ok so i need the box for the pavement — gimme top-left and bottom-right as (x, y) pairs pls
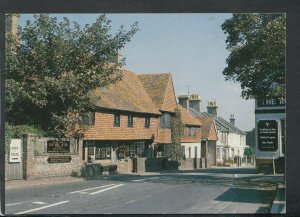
(5, 170), (286, 214)
(271, 183), (286, 214)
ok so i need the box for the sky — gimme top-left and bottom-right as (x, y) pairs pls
(19, 13), (255, 131)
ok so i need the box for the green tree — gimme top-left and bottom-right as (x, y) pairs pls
(170, 108), (184, 161)
(6, 14), (139, 138)
(221, 14), (285, 100)
(244, 147), (254, 157)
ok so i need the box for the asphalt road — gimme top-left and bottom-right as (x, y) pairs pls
(5, 167), (280, 214)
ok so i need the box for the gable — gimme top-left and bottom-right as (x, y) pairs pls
(161, 75), (178, 112)
(208, 122), (218, 141)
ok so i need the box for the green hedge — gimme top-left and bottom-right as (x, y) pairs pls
(5, 123), (47, 153)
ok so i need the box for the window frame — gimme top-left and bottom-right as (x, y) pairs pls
(145, 116), (150, 128)
(114, 113), (120, 127)
(128, 114), (134, 128)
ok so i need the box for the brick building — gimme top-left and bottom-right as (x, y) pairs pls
(178, 105), (202, 160)
(138, 73), (178, 158)
(178, 94), (218, 167)
(83, 70), (178, 167)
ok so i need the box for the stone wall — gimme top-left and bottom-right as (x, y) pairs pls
(33, 155), (82, 178)
(179, 158), (195, 170)
(117, 158), (133, 174)
(23, 134), (84, 179)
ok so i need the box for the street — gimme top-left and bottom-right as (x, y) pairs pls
(5, 167), (282, 214)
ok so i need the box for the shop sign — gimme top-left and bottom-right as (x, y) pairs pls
(257, 98), (286, 107)
(9, 139), (22, 163)
(257, 120), (278, 151)
(47, 156), (72, 163)
(47, 140), (70, 153)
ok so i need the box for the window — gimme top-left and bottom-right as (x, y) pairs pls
(192, 128), (197, 137)
(180, 126), (185, 137)
(188, 127), (192, 137)
(160, 113), (171, 128)
(128, 114), (133, 128)
(95, 145), (111, 160)
(81, 112), (95, 125)
(114, 113), (120, 127)
(145, 116), (150, 128)
(129, 141), (145, 157)
(157, 144), (171, 158)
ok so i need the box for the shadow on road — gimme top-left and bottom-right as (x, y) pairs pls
(215, 187), (276, 204)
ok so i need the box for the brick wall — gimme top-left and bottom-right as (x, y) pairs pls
(181, 127), (201, 143)
(157, 128), (172, 143)
(179, 158), (195, 170)
(84, 111), (159, 141)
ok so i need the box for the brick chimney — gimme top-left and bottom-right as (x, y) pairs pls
(189, 94), (201, 113)
(230, 114), (235, 126)
(207, 100), (218, 117)
(178, 95), (189, 110)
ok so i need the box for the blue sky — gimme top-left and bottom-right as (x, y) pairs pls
(19, 14), (255, 131)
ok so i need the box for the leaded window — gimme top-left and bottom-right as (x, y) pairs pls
(129, 141), (145, 157)
(160, 113), (171, 128)
(95, 145), (111, 160)
(128, 114), (133, 128)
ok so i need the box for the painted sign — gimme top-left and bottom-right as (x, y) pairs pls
(47, 156), (72, 163)
(257, 120), (278, 151)
(9, 139), (22, 163)
(47, 140), (70, 153)
(257, 98), (286, 107)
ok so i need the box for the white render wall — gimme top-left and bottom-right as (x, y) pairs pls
(217, 131), (247, 162)
(181, 143), (201, 159)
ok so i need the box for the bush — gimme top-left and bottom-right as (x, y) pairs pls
(5, 123), (47, 153)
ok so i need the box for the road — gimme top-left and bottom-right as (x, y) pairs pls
(5, 167), (281, 214)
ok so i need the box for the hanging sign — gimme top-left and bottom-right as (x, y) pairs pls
(257, 120), (278, 151)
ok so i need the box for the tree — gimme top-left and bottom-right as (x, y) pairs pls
(221, 14), (285, 100)
(244, 147), (254, 158)
(5, 14), (139, 138)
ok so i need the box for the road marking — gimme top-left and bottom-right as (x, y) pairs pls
(273, 200), (286, 204)
(6, 201), (31, 207)
(67, 184), (116, 194)
(90, 184), (124, 195)
(16, 201), (70, 214)
(132, 177), (159, 182)
(32, 201), (47, 205)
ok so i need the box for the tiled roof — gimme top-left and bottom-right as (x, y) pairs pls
(198, 117), (215, 139)
(92, 69), (161, 115)
(138, 73), (177, 112)
(178, 105), (202, 126)
(189, 108), (246, 135)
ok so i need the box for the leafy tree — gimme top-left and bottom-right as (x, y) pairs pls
(170, 108), (184, 161)
(6, 14), (139, 138)
(244, 147), (254, 157)
(221, 14), (285, 100)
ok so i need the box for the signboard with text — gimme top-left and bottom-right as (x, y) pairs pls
(257, 120), (278, 151)
(257, 98), (286, 108)
(47, 156), (72, 163)
(9, 139), (22, 163)
(47, 140), (70, 153)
